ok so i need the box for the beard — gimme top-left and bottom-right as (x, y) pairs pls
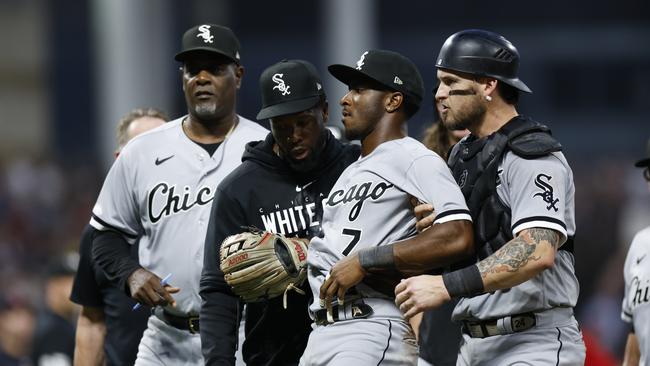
(283, 131), (327, 173)
(192, 102), (219, 120)
(286, 146), (321, 172)
(442, 97), (486, 131)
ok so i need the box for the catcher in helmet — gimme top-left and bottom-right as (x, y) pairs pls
(397, 29), (586, 365)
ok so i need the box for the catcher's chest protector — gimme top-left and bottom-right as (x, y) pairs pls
(448, 116), (570, 260)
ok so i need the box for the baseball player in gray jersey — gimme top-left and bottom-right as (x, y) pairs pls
(621, 139), (650, 366)
(90, 24), (267, 365)
(300, 50), (473, 366)
(396, 29), (585, 365)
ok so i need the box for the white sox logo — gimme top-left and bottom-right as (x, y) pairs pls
(458, 169), (468, 188)
(197, 25), (214, 44)
(533, 173), (559, 211)
(326, 181), (394, 221)
(148, 182), (214, 223)
(356, 51), (369, 70)
(272, 73), (291, 96)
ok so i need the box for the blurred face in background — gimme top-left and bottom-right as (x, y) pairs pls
(0, 305), (35, 358)
(125, 117), (165, 142)
(115, 116), (166, 157)
(46, 275), (79, 320)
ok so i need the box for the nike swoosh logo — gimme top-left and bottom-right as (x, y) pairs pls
(296, 180), (315, 192)
(155, 155), (174, 166)
(637, 254), (646, 265)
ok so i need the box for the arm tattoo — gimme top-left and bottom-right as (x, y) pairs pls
(477, 228), (560, 278)
(528, 228), (560, 250)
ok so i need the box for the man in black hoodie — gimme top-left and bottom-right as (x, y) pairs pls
(199, 59), (360, 365)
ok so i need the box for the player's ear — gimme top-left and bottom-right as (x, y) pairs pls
(320, 99), (329, 124)
(477, 77), (497, 99)
(179, 66), (186, 92)
(234, 64), (244, 89)
(385, 92), (404, 113)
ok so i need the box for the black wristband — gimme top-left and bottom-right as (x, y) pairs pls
(358, 245), (395, 271)
(442, 265), (484, 298)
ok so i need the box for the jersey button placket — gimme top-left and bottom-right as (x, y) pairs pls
(198, 153), (211, 178)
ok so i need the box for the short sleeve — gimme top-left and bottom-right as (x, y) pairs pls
(502, 153), (570, 243)
(409, 154), (472, 225)
(90, 150), (141, 243)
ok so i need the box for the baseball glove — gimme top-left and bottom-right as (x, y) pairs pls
(220, 230), (308, 308)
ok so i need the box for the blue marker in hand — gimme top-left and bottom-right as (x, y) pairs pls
(132, 273), (173, 311)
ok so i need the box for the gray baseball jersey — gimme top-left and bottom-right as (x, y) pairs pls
(90, 116), (267, 316)
(452, 150), (579, 321)
(622, 226), (650, 365)
(307, 137), (471, 316)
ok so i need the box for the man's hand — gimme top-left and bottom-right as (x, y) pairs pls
(414, 203), (435, 233)
(320, 254), (367, 306)
(395, 275), (450, 319)
(128, 268), (179, 307)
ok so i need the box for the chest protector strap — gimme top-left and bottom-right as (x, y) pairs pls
(448, 116), (564, 259)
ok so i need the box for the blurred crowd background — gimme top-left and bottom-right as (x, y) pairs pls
(0, 0), (649, 364)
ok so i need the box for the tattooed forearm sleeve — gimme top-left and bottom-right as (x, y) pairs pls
(477, 228), (560, 280)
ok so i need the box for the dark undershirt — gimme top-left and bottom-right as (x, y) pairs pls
(194, 141), (222, 156)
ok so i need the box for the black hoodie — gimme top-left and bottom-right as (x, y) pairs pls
(200, 131), (360, 366)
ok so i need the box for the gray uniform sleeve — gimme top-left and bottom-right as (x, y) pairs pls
(621, 233), (642, 324)
(90, 149), (141, 243)
(622, 244), (634, 324)
(501, 153), (570, 244)
(408, 154), (472, 224)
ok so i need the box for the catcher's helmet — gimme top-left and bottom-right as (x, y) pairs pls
(435, 29), (532, 93)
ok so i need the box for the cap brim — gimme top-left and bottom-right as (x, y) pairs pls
(175, 47), (238, 63)
(502, 77), (533, 94)
(634, 158), (650, 168)
(256, 95), (321, 120)
(327, 64), (389, 89)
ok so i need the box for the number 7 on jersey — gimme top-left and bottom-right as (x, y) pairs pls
(341, 228), (362, 256)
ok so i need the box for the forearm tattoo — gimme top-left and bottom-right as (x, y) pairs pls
(477, 228), (560, 278)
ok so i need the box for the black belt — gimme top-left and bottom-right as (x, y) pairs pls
(154, 307), (200, 334)
(462, 312), (536, 338)
(314, 302), (373, 325)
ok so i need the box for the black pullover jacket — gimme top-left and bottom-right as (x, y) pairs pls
(200, 131), (360, 366)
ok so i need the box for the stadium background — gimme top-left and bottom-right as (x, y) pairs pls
(0, 0), (649, 363)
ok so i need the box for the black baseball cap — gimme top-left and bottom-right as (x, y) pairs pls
(175, 24), (241, 63)
(635, 138), (650, 167)
(256, 60), (325, 120)
(328, 49), (425, 109)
